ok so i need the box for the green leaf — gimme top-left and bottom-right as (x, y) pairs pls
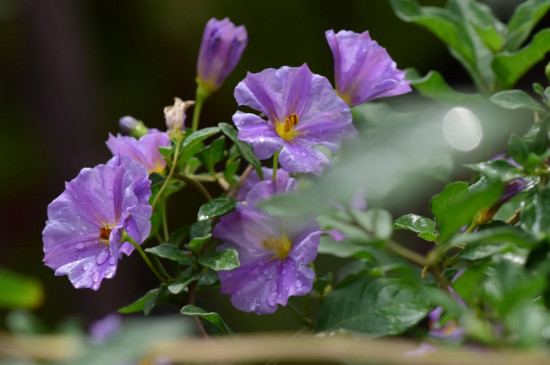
(493, 29), (550, 89)
(145, 243), (194, 263)
(167, 274), (202, 294)
(317, 276), (430, 335)
(219, 122), (263, 178)
(449, 224), (539, 249)
(318, 235), (375, 259)
(198, 249), (240, 271)
(224, 159), (240, 184)
(459, 242), (525, 261)
(452, 264), (488, 305)
(473, 24), (504, 52)
(118, 289), (159, 314)
(407, 69), (484, 104)
(181, 127), (220, 149)
(197, 197), (237, 222)
(393, 214), (436, 238)
(465, 159), (524, 181)
(508, 133), (530, 165)
(504, 0), (550, 51)
(521, 185), (550, 236)
(317, 214), (374, 245)
(350, 208), (393, 241)
(169, 225), (190, 246)
(198, 136), (225, 173)
(490, 90), (545, 113)
(438, 180), (504, 243)
(430, 181), (469, 220)
(188, 234), (211, 253)
(180, 305), (232, 334)
(0, 268), (43, 309)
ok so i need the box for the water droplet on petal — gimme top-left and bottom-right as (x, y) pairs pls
(95, 250), (109, 265)
(76, 243), (85, 250)
(92, 272), (100, 282)
(296, 280), (302, 288)
(248, 302), (256, 311)
(83, 264), (88, 271)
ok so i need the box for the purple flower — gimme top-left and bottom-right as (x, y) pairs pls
(106, 132), (170, 175)
(233, 64), (356, 175)
(213, 172), (321, 314)
(42, 157), (152, 290)
(197, 18), (247, 92)
(89, 313), (121, 345)
(325, 29), (411, 106)
(234, 167), (294, 201)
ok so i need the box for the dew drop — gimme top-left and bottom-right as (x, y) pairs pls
(76, 243), (85, 250)
(248, 302), (256, 311)
(95, 250), (109, 265)
(109, 256), (117, 265)
(92, 272), (99, 282)
(296, 280), (302, 288)
(83, 264), (88, 271)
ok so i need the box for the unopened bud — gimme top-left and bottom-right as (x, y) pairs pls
(118, 116), (148, 138)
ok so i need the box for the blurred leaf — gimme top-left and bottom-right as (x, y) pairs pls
(317, 213), (373, 245)
(504, 0), (550, 51)
(318, 235), (375, 259)
(490, 90), (545, 113)
(493, 29), (550, 89)
(473, 24), (503, 52)
(118, 289), (159, 314)
(198, 249), (240, 271)
(219, 122), (263, 178)
(167, 274), (202, 294)
(0, 268), (43, 310)
(394, 214), (436, 241)
(145, 243), (194, 263)
(465, 159), (523, 181)
(459, 242), (525, 261)
(508, 133), (530, 165)
(198, 136), (225, 173)
(431, 181), (468, 220)
(6, 310), (48, 335)
(317, 276), (430, 335)
(169, 225), (190, 246)
(521, 185), (550, 236)
(452, 264), (487, 304)
(350, 208), (393, 241)
(181, 305), (232, 334)
(197, 197), (237, 222)
(450, 224), (538, 248)
(407, 69), (483, 104)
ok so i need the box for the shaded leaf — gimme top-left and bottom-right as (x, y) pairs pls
(197, 197), (237, 222)
(504, 0), (550, 51)
(167, 274), (202, 294)
(118, 289), (159, 314)
(490, 90), (545, 113)
(0, 268), (43, 310)
(394, 214), (436, 238)
(145, 243), (194, 263)
(465, 159), (524, 181)
(219, 123), (263, 178)
(181, 305), (232, 334)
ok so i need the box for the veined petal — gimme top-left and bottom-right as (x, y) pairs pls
(233, 111), (283, 159)
(279, 142), (330, 175)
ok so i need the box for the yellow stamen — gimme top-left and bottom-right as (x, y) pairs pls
(99, 226), (112, 241)
(261, 233), (292, 260)
(275, 113), (301, 141)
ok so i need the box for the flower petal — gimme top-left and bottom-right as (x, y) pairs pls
(279, 143), (330, 175)
(233, 111), (283, 159)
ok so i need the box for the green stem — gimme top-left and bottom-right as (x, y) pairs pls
(179, 175), (213, 201)
(272, 150), (280, 182)
(126, 236), (169, 283)
(152, 137), (183, 211)
(386, 239), (428, 268)
(191, 83), (210, 131)
(160, 199), (169, 242)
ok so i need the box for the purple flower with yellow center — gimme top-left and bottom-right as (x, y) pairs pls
(197, 18), (247, 92)
(42, 157), (152, 290)
(233, 64), (355, 175)
(325, 29), (411, 106)
(214, 172), (321, 314)
(106, 132), (170, 175)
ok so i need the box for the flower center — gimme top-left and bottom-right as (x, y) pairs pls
(99, 226), (112, 241)
(261, 233), (292, 260)
(275, 113), (300, 142)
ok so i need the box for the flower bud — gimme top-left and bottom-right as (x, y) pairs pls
(118, 116), (148, 138)
(197, 18), (247, 92)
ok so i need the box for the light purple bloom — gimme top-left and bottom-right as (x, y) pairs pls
(235, 167), (294, 201)
(325, 29), (411, 106)
(214, 172), (321, 314)
(43, 157), (152, 290)
(106, 132), (170, 175)
(89, 313), (121, 345)
(197, 18), (247, 92)
(233, 64), (356, 175)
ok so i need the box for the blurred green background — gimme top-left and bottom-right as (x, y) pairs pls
(0, 0), (545, 334)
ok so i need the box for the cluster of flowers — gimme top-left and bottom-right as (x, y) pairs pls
(42, 17), (410, 313)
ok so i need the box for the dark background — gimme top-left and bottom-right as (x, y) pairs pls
(0, 0), (543, 332)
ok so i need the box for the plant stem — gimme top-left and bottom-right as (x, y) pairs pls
(272, 149), (280, 182)
(152, 137), (183, 211)
(191, 84), (210, 131)
(179, 175), (213, 201)
(126, 236), (169, 283)
(386, 239), (428, 268)
(160, 199), (169, 242)
(188, 281), (210, 338)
